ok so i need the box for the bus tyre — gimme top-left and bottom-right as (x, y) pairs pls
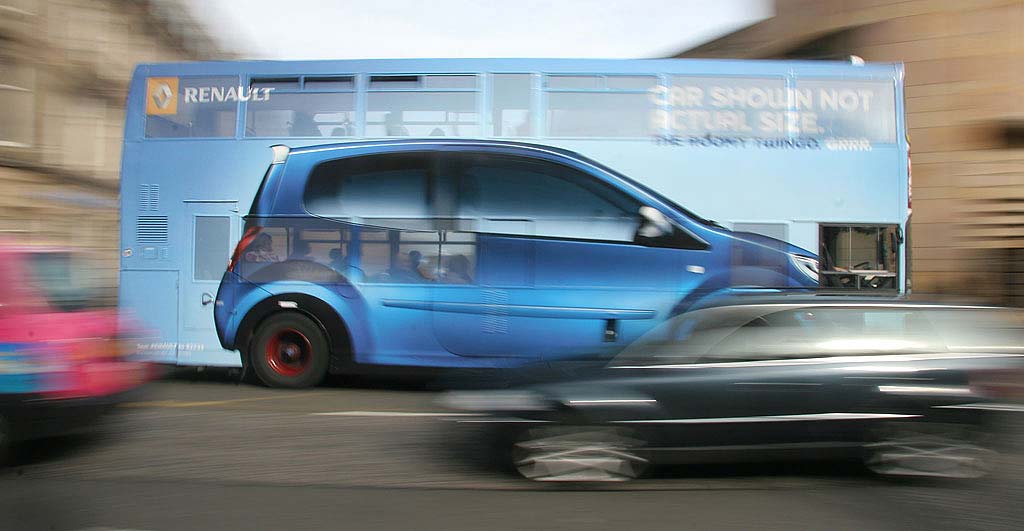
(251, 313), (329, 389)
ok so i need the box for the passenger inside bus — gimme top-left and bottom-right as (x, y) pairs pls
(444, 254), (472, 284)
(328, 248), (347, 270)
(287, 112), (322, 137)
(374, 250), (427, 282)
(244, 233), (280, 263)
(329, 116), (354, 137)
(289, 240), (312, 260)
(384, 112), (409, 136)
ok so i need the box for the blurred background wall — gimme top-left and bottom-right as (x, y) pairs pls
(0, 0), (229, 304)
(675, 0), (1024, 304)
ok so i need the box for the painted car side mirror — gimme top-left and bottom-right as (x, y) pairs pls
(638, 206), (673, 238)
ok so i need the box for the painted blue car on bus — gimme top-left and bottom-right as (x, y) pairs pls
(214, 139), (818, 387)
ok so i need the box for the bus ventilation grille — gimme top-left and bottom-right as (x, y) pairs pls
(137, 216), (169, 244)
(481, 289), (510, 334)
(139, 184), (160, 211)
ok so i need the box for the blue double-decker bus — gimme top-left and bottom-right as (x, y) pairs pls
(120, 58), (910, 387)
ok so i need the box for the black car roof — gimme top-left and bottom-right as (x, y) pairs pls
(689, 292), (1003, 312)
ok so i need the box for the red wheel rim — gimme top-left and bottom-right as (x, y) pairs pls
(265, 328), (313, 377)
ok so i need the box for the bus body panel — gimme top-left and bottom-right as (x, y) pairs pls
(224, 281), (376, 364)
(120, 58), (908, 369)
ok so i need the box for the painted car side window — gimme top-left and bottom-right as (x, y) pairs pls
(449, 152), (641, 242)
(303, 152), (434, 231)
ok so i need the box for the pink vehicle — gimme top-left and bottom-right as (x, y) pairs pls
(0, 244), (150, 460)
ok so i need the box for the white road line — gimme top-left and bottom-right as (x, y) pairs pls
(310, 411), (481, 417)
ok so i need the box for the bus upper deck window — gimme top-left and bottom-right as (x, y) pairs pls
(304, 76), (355, 91)
(144, 76), (238, 138)
(365, 75), (480, 137)
(492, 74), (533, 137)
(544, 74), (659, 138)
(794, 79), (897, 144)
(250, 77), (300, 91)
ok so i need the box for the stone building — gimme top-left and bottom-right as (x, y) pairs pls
(676, 0), (1024, 303)
(0, 0), (228, 303)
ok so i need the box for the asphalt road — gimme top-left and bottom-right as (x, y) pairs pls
(1, 371), (1023, 531)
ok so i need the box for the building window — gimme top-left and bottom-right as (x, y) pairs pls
(1, 0), (38, 15)
(0, 58), (34, 147)
(59, 94), (108, 172)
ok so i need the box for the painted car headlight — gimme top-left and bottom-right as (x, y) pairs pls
(789, 254), (820, 282)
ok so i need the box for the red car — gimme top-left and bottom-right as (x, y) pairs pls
(0, 244), (149, 460)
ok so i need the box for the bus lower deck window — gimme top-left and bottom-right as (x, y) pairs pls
(820, 225), (899, 290)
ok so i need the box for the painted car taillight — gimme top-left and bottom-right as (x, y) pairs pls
(227, 225), (262, 273)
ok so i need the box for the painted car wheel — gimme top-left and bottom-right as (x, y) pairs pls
(251, 313), (329, 389)
(265, 328), (313, 378)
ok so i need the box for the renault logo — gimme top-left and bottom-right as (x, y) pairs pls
(152, 83), (173, 109)
(146, 77), (179, 115)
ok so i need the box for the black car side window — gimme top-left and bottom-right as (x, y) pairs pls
(702, 312), (795, 363)
(705, 307), (944, 363)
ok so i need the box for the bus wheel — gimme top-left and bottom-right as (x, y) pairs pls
(251, 313), (329, 389)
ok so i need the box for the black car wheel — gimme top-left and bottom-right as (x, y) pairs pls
(0, 414), (8, 466)
(251, 313), (329, 389)
(511, 426), (649, 482)
(865, 422), (995, 479)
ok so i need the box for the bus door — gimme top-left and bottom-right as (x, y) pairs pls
(180, 200), (241, 365)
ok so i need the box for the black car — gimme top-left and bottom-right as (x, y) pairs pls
(443, 296), (1024, 481)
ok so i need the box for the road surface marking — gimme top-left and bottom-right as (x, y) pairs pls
(121, 395), (307, 408)
(310, 411), (480, 417)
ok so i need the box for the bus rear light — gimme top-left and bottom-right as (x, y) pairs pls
(228, 226), (262, 272)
